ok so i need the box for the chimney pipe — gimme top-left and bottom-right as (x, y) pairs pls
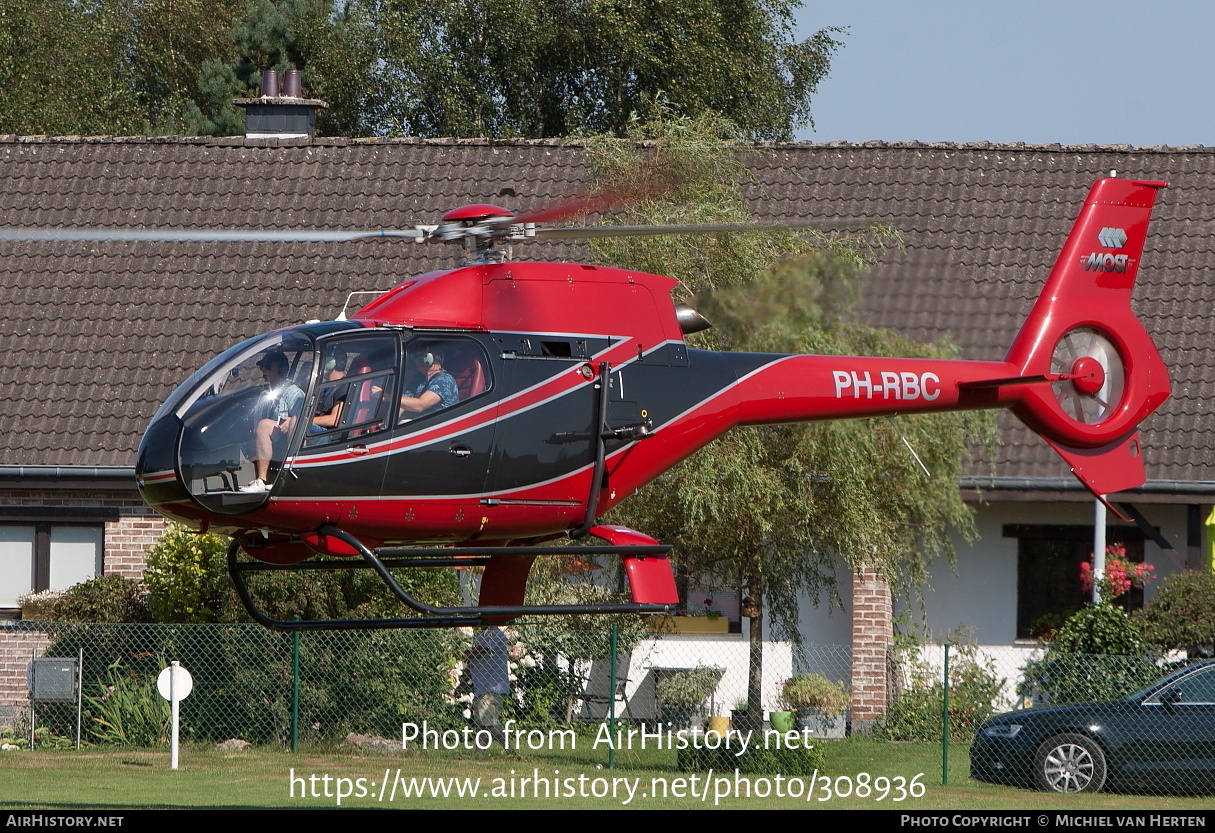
(261, 70), (279, 98)
(283, 70), (302, 98)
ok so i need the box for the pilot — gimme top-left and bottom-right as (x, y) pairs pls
(399, 345), (459, 418)
(241, 350), (305, 493)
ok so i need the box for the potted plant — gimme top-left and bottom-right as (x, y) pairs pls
(779, 674), (849, 738)
(655, 666), (723, 729)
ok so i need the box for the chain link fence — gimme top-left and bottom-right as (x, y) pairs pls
(884, 642), (1215, 795)
(8, 621), (1214, 793)
(3, 620), (846, 772)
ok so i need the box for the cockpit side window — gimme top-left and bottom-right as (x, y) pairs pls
(303, 335), (399, 449)
(397, 337), (492, 425)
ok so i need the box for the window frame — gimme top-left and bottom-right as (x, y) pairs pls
(0, 509), (113, 617)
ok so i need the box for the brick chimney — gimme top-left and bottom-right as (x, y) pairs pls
(234, 70), (327, 139)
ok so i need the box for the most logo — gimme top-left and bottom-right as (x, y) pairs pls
(1097, 227), (1127, 249)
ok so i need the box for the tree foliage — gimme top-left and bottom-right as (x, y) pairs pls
(0, 0), (141, 135)
(368, 0), (840, 140)
(0, 0), (839, 140)
(185, 0), (374, 136)
(1138, 570), (1215, 658)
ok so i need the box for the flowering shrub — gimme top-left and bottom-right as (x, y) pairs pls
(1079, 544), (1154, 603)
(777, 673), (849, 715)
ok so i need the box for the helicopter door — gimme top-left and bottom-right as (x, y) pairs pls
(377, 336), (499, 534)
(275, 334), (399, 509)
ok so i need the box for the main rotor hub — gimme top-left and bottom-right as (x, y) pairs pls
(430, 204), (518, 265)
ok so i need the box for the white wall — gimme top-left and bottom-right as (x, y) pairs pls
(906, 500), (1189, 645)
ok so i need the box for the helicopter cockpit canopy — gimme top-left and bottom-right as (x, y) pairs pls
(141, 321), (364, 515)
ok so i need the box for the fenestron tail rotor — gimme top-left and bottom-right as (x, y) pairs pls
(1050, 326), (1125, 425)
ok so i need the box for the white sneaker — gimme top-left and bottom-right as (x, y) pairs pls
(240, 479), (269, 493)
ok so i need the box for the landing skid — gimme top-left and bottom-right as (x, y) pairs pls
(227, 524), (677, 630)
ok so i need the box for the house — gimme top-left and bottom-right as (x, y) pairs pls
(1, 135), (1211, 722)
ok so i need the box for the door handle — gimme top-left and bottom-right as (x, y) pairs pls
(449, 446), (472, 458)
(346, 445), (369, 456)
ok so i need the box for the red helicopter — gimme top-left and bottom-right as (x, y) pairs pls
(7, 177), (1171, 629)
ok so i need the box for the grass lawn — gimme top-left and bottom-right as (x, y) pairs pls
(2, 737), (1213, 810)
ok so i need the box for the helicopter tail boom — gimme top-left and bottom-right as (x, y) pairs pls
(718, 178), (1169, 501)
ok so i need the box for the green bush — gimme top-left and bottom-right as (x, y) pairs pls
(1019, 603), (1159, 705)
(19, 575), (151, 623)
(876, 644), (1003, 742)
(1051, 602), (1145, 655)
(1138, 571), (1215, 657)
(84, 658), (169, 746)
(778, 673), (848, 715)
(677, 732), (825, 775)
(143, 523), (463, 626)
(1019, 653), (1161, 705)
(144, 525), (235, 623)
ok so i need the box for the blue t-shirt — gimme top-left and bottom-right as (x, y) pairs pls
(404, 370), (459, 415)
(267, 382), (304, 422)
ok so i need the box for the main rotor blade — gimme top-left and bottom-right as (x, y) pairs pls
(0, 228), (426, 243)
(533, 218), (872, 240)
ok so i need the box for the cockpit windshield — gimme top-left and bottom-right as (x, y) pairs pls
(175, 330), (317, 513)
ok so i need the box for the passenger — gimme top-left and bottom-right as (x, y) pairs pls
(310, 349), (348, 433)
(241, 351), (304, 493)
(399, 346), (459, 419)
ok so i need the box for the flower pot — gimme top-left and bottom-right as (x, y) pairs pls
(706, 716), (730, 737)
(769, 710), (796, 732)
(731, 708), (755, 731)
(646, 615), (730, 634)
(797, 710), (846, 739)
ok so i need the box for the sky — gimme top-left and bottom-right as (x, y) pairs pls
(791, 0), (1215, 146)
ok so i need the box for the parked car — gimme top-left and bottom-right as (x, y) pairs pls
(971, 660), (1215, 794)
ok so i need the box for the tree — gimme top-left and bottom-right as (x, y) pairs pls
(366, 0), (841, 139)
(0, 0), (142, 135)
(113, 0), (246, 132)
(589, 112), (991, 719)
(1138, 570), (1215, 658)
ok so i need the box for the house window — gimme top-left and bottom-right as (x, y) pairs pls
(0, 523), (104, 610)
(1006, 524), (1145, 640)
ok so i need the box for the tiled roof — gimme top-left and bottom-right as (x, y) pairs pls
(0, 136), (1210, 492)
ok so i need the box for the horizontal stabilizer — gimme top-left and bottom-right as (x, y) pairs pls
(1044, 432), (1145, 521)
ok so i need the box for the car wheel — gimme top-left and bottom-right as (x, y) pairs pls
(1035, 733), (1107, 793)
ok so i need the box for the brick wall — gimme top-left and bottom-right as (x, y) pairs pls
(0, 625), (50, 722)
(849, 564), (893, 731)
(103, 510), (166, 578)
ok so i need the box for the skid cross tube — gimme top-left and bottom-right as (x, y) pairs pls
(227, 527), (675, 630)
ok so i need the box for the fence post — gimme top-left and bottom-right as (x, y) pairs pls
(291, 627), (300, 753)
(941, 642), (950, 785)
(608, 621), (618, 770)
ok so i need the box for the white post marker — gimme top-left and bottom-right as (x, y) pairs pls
(157, 662), (193, 770)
